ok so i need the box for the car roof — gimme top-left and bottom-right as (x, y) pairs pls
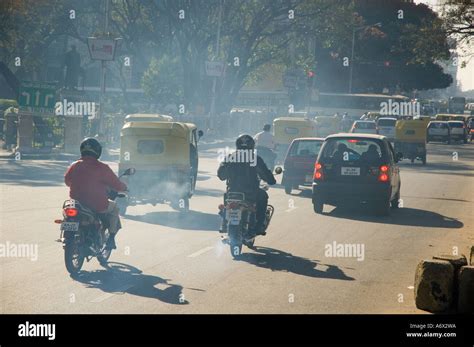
(378, 117), (397, 120)
(291, 137), (325, 141)
(429, 120), (448, 123)
(354, 120), (375, 123)
(325, 133), (386, 140)
(448, 120), (464, 123)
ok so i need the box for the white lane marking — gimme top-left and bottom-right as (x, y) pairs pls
(188, 246), (214, 258)
(91, 283), (135, 303)
(407, 286), (414, 290)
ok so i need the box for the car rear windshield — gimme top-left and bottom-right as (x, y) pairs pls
(320, 138), (385, 164)
(289, 140), (323, 157)
(448, 122), (464, 128)
(429, 122), (448, 129)
(377, 119), (396, 127)
(137, 140), (164, 154)
(355, 122), (376, 129)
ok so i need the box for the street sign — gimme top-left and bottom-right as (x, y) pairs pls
(87, 37), (118, 61)
(18, 81), (57, 116)
(205, 61), (225, 77)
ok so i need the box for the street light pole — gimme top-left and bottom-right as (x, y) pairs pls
(99, 0), (110, 135)
(348, 22), (381, 94)
(209, 0), (223, 129)
(349, 27), (356, 94)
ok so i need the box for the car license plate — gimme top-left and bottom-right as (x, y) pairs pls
(61, 222), (79, 231)
(341, 167), (360, 176)
(226, 209), (241, 225)
(305, 175), (313, 183)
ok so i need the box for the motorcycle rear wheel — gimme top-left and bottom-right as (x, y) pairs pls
(64, 242), (84, 275)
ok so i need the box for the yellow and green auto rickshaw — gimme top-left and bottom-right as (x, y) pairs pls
(273, 117), (316, 160)
(118, 121), (203, 214)
(394, 119), (427, 165)
(124, 113), (174, 123)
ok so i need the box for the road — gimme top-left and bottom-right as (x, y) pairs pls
(1, 142), (473, 313)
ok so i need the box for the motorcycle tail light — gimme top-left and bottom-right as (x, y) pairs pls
(64, 208), (78, 217)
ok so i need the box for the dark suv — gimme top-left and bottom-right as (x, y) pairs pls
(312, 134), (402, 216)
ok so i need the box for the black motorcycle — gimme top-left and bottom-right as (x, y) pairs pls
(218, 167), (282, 258)
(55, 168), (135, 275)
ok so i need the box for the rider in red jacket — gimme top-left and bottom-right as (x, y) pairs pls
(65, 138), (127, 249)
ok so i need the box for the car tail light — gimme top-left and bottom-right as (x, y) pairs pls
(64, 208), (78, 217)
(378, 165), (390, 182)
(314, 162), (324, 180)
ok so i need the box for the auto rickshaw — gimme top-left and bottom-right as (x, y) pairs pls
(118, 121), (203, 214)
(273, 117), (316, 161)
(394, 119), (427, 165)
(314, 116), (339, 137)
(124, 113), (173, 123)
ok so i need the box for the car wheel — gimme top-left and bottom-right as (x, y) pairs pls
(284, 184), (292, 194)
(313, 198), (324, 214)
(422, 155), (427, 165)
(391, 190), (400, 209)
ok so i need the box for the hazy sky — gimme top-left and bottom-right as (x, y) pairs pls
(414, 0), (473, 91)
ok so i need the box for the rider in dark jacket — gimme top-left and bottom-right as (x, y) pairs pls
(217, 134), (276, 236)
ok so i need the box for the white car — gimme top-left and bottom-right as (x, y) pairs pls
(376, 117), (397, 140)
(448, 121), (468, 143)
(350, 120), (378, 134)
(427, 121), (450, 143)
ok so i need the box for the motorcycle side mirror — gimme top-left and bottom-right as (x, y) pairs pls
(123, 168), (136, 176)
(274, 166), (283, 175)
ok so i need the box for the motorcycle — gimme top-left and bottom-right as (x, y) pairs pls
(54, 168), (136, 275)
(218, 167), (282, 258)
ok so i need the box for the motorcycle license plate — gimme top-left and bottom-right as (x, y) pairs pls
(226, 209), (242, 225)
(61, 222), (79, 231)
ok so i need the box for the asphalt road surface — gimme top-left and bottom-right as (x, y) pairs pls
(1, 142), (473, 313)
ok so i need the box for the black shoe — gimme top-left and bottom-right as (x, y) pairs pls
(106, 234), (117, 250)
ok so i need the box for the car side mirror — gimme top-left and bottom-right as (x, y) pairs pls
(274, 166), (283, 175)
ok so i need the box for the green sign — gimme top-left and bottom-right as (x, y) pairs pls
(18, 81), (57, 116)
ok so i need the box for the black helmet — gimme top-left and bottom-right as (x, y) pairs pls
(80, 137), (102, 159)
(236, 134), (255, 150)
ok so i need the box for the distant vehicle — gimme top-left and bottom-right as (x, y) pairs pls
(448, 97), (466, 114)
(312, 134), (402, 216)
(350, 120), (378, 134)
(376, 117), (397, 140)
(447, 121), (468, 144)
(124, 113), (173, 123)
(427, 121), (450, 144)
(282, 137), (324, 194)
